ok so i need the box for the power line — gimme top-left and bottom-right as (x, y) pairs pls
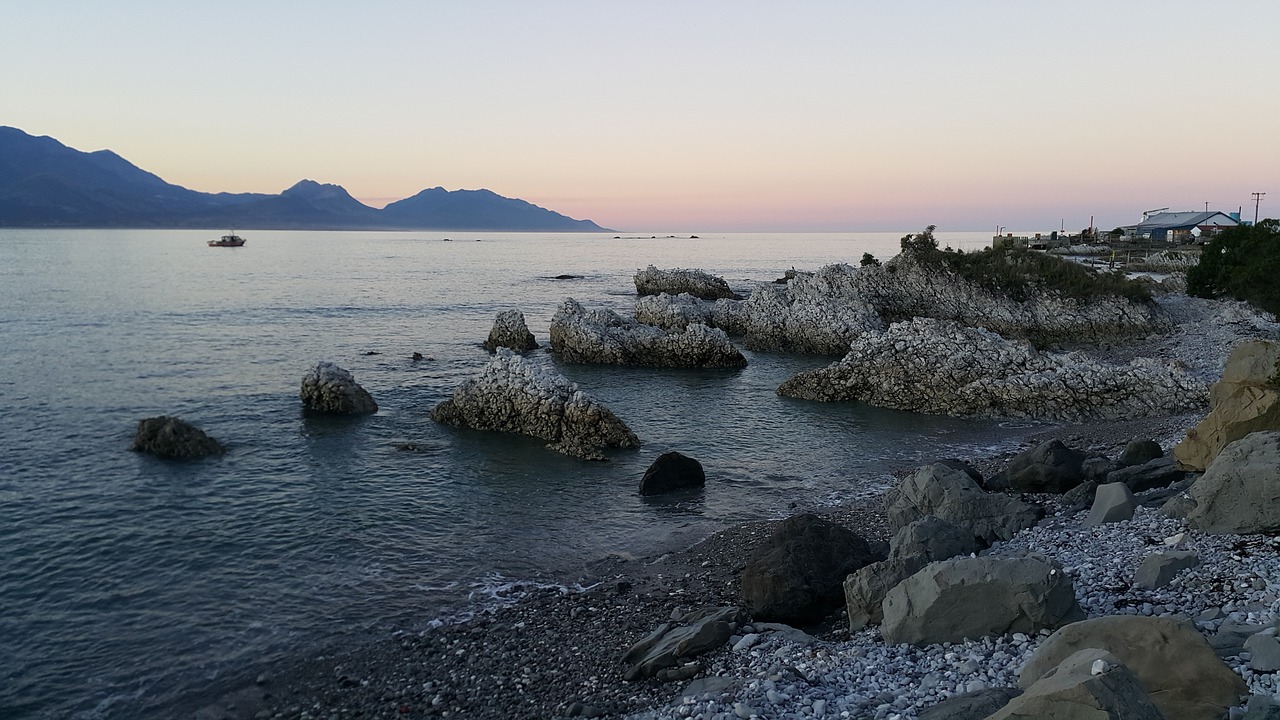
(1253, 192), (1267, 224)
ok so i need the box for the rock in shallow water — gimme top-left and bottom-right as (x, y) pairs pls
(551, 298), (746, 368)
(131, 416), (225, 459)
(300, 361), (378, 414)
(482, 309), (539, 353)
(430, 348), (639, 460)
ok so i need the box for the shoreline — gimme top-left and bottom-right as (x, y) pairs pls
(172, 292), (1276, 720)
(172, 409), (1202, 720)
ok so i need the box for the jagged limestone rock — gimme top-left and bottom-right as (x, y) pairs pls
(300, 362), (378, 414)
(550, 298), (746, 368)
(482, 309), (539, 353)
(778, 317), (1206, 421)
(431, 348), (639, 460)
(634, 265), (738, 300)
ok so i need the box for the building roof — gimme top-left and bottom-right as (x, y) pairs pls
(1133, 211), (1238, 231)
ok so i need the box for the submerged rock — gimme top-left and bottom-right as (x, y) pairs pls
(550, 298), (746, 368)
(634, 265), (738, 300)
(778, 317), (1206, 421)
(482, 309), (539, 353)
(300, 362), (378, 414)
(431, 348), (639, 460)
(131, 416), (225, 459)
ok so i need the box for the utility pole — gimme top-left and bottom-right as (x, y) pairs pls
(1253, 192), (1266, 224)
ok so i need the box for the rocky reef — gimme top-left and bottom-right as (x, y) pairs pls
(778, 317), (1206, 421)
(634, 265), (738, 300)
(300, 362), (378, 414)
(431, 348), (639, 460)
(550, 298), (746, 368)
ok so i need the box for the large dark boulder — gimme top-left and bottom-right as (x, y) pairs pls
(741, 513), (880, 626)
(1107, 457), (1185, 493)
(638, 451), (706, 496)
(1186, 431), (1280, 534)
(1119, 439), (1164, 467)
(992, 439), (1087, 493)
(131, 416), (225, 459)
(884, 463), (1044, 545)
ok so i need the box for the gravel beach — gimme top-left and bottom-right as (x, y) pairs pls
(175, 293), (1279, 720)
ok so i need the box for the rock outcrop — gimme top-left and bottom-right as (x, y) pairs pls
(300, 362), (378, 414)
(740, 513), (880, 626)
(1174, 340), (1280, 470)
(131, 416), (225, 459)
(778, 317), (1206, 421)
(883, 462), (1044, 545)
(638, 451), (706, 496)
(634, 265), (738, 301)
(633, 292), (721, 331)
(550, 298), (746, 368)
(482, 309), (539, 353)
(1185, 431), (1280, 534)
(851, 246), (1170, 346)
(430, 349), (639, 460)
(1020, 616), (1247, 720)
(879, 555), (1084, 646)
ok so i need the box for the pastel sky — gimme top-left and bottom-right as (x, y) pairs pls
(3, 1), (1277, 232)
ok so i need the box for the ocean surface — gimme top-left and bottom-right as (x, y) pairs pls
(0, 229), (1043, 719)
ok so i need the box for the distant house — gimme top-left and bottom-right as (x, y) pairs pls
(1123, 211), (1240, 243)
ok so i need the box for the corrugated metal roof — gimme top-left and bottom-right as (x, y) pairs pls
(1134, 211), (1237, 230)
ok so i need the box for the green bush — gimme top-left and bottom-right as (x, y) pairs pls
(897, 226), (1152, 303)
(1187, 219), (1280, 315)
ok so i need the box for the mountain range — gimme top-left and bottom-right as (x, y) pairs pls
(0, 126), (610, 231)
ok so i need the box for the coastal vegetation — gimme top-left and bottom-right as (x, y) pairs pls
(1187, 219), (1280, 316)
(898, 226), (1153, 303)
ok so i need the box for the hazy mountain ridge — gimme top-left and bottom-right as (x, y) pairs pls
(0, 126), (610, 231)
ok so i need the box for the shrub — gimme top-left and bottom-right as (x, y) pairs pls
(860, 252), (881, 267)
(896, 226), (1152, 303)
(1187, 219), (1280, 315)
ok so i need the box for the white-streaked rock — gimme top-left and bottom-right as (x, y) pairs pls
(300, 361), (378, 414)
(550, 298), (746, 368)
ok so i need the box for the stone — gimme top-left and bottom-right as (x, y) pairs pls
(678, 676), (738, 701)
(1245, 631), (1280, 672)
(1003, 439), (1088, 493)
(1244, 694), (1280, 720)
(879, 556), (1084, 646)
(1210, 622), (1270, 657)
(740, 513), (880, 626)
(1133, 551), (1200, 590)
(622, 606), (744, 680)
(1119, 439), (1165, 467)
(634, 265), (738, 301)
(638, 451), (706, 496)
(1107, 457), (1185, 493)
(1020, 615), (1248, 720)
(550, 298), (747, 368)
(1084, 483), (1137, 527)
(777, 318), (1204, 422)
(300, 361), (378, 414)
(1185, 432), (1280, 534)
(916, 686), (1021, 720)
(1082, 456), (1120, 483)
(431, 348), (639, 460)
(883, 463), (1043, 546)
(1160, 491), (1197, 520)
(888, 515), (981, 562)
(1062, 480), (1099, 513)
(1174, 340), (1280, 471)
(130, 416), (225, 459)
(988, 648), (1165, 720)
(843, 556), (927, 631)
(482, 309), (538, 353)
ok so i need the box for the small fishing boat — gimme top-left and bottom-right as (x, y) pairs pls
(208, 233), (246, 247)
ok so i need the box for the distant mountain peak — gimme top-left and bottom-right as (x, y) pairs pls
(0, 126), (612, 232)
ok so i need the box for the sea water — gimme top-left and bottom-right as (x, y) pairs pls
(0, 229), (1037, 719)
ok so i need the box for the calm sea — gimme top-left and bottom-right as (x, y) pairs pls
(0, 229), (1036, 719)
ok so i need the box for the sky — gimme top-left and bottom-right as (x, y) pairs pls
(2, 1), (1278, 232)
